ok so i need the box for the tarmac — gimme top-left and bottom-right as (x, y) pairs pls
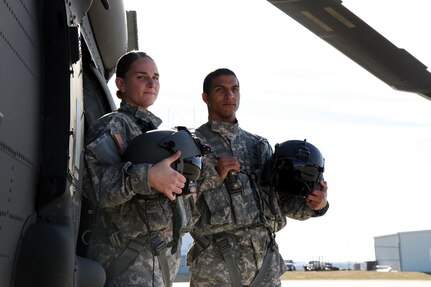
(173, 280), (431, 287)
(280, 280), (431, 287)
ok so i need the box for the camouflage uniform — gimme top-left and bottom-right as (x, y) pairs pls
(83, 102), (197, 287)
(187, 120), (318, 287)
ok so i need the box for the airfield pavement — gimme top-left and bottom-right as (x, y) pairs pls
(173, 269), (431, 286)
(173, 280), (431, 287)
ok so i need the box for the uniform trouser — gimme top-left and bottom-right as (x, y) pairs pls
(187, 226), (286, 287)
(87, 234), (181, 287)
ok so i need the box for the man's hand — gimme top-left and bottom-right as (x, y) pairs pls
(148, 151), (186, 201)
(306, 180), (328, 210)
(215, 156), (240, 182)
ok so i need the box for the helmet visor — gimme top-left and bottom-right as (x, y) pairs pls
(297, 165), (321, 182)
(181, 156), (202, 181)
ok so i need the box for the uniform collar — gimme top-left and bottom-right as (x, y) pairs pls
(119, 101), (162, 128)
(207, 119), (240, 136)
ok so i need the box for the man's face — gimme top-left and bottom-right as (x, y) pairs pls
(116, 57), (160, 109)
(203, 74), (240, 123)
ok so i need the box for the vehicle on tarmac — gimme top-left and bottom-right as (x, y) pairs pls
(284, 260), (296, 271)
(304, 261), (340, 271)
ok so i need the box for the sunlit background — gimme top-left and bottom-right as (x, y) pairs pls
(109, 0), (431, 264)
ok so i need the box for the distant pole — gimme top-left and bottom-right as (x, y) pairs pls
(347, 244), (350, 270)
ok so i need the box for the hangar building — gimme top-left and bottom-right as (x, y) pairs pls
(374, 229), (431, 272)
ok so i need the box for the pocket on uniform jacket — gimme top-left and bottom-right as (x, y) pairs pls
(233, 175), (260, 225)
(86, 133), (121, 165)
(202, 189), (232, 226)
(139, 199), (172, 231)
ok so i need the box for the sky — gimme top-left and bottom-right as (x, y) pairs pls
(115, 0), (431, 264)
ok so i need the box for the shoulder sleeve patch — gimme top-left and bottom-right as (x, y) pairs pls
(86, 133), (121, 165)
(112, 133), (127, 155)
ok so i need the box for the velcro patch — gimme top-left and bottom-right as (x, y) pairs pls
(113, 133), (127, 155)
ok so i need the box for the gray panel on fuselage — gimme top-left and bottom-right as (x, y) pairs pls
(0, 0), (41, 283)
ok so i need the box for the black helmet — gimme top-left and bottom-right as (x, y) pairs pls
(123, 127), (204, 181)
(263, 139), (325, 198)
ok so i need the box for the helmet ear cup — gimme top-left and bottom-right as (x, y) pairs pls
(277, 168), (309, 197)
(263, 139), (325, 197)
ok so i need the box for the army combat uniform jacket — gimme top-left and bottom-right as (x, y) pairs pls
(83, 102), (196, 287)
(187, 120), (319, 287)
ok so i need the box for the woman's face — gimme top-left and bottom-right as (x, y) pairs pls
(116, 57), (160, 109)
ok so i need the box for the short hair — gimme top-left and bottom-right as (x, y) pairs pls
(115, 51), (152, 78)
(203, 68), (239, 94)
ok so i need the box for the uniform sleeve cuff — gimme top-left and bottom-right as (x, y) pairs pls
(129, 163), (157, 196)
(313, 202), (329, 217)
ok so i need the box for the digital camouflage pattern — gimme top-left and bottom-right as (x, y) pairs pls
(83, 101), (195, 286)
(187, 120), (316, 286)
(189, 226), (285, 287)
(87, 236), (181, 287)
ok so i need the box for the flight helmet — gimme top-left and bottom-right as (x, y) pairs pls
(263, 139), (325, 198)
(123, 127), (206, 192)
